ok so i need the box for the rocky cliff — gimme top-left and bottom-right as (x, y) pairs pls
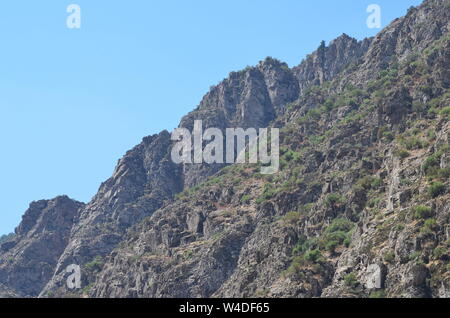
(0, 0), (449, 298)
(0, 196), (83, 296)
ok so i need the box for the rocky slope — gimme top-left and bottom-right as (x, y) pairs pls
(0, 0), (448, 298)
(89, 0), (450, 298)
(0, 196), (83, 297)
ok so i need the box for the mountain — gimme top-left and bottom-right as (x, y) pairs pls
(1, 0), (449, 298)
(0, 196), (83, 296)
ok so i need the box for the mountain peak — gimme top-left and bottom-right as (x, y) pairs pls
(0, 196), (83, 296)
(292, 33), (371, 94)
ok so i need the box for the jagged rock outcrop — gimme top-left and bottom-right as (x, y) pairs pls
(0, 283), (19, 298)
(180, 58), (301, 187)
(38, 3), (382, 297)
(0, 196), (83, 297)
(293, 34), (372, 95)
(88, 0), (450, 299)
(41, 55), (314, 297)
(40, 131), (184, 296)
(351, 0), (450, 86)
(1, 0), (449, 299)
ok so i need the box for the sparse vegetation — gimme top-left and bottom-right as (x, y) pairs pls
(428, 182), (445, 198)
(2, 3), (450, 300)
(423, 151), (444, 175)
(240, 194), (251, 204)
(369, 290), (387, 298)
(439, 106), (450, 116)
(414, 205), (433, 219)
(344, 273), (359, 288)
(384, 251), (396, 264)
(282, 211), (302, 224)
(325, 194), (346, 207)
(84, 256), (104, 272)
(395, 148), (410, 159)
(303, 249), (324, 263)
(433, 247), (447, 260)
(399, 136), (428, 150)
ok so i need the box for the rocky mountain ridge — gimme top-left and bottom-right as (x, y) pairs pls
(1, 0), (449, 298)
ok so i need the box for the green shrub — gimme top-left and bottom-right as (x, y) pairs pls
(344, 238), (352, 248)
(326, 218), (354, 233)
(285, 247), (324, 277)
(426, 129), (437, 141)
(433, 247), (447, 260)
(307, 108), (321, 120)
(257, 184), (279, 203)
(82, 284), (94, 295)
(382, 131), (394, 141)
(357, 176), (382, 190)
(255, 197), (265, 205)
(414, 205), (433, 219)
(428, 182), (445, 198)
(368, 197), (382, 208)
(357, 176), (376, 190)
(292, 235), (309, 256)
(423, 152), (443, 175)
(284, 256), (305, 277)
(183, 249), (194, 260)
(409, 251), (421, 262)
(299, 203), (314, 213)
(395, 148), (410, 159)
(438, 167), (450, 179)
(319, 219), (354, 252)
(439, 107), (450, 116)
(310, 134), (326, 145)
(369, 290), (387, 298)
(325, 194), (346, 207)
(384, 251), (395, 264)
(423, 219), (438, 230)
(85, 256), (104, 272)
(323, 99), (335, 111)
(240, 195), (251, 204)
(303, 249), (323, 263)
(371, 178), (383, 189)
(325, 240), (339, 253)
(344, 273), (359, 288)
(283, 150), (301, 163)
(400, 136), (427, 150)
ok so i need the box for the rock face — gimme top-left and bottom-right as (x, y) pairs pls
(351, 0), (450, 85)
(180, 58), (301, 188)
(293, 34), (372, 95)
(40, 131), (184, 296)
(1, 0), (449, 299)
(0, 196), (83, 297)
(0, 283), (19, 298)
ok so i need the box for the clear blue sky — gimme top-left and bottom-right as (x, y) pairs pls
(0, 0), (422, 235)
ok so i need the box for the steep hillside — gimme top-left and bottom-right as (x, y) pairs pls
(89, 0), (450, 298)
(0, 0), (448, 298)
(0, 196), (83, 296)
